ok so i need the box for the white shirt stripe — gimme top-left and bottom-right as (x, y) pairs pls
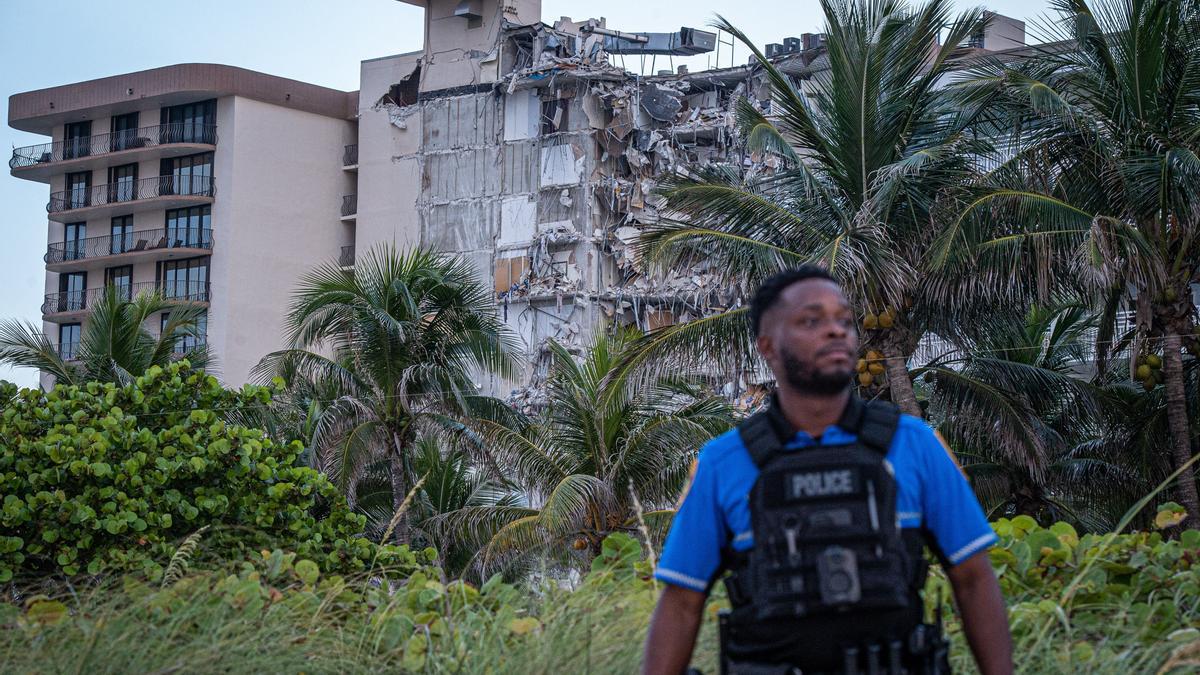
(948, 532), (998, 565)
(733, 530), (753, 544)
(654, 567), (710, 591)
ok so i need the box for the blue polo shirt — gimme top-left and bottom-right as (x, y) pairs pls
(654, 401), (997, 593)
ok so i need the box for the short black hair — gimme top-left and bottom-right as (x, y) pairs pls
(749, 266), (838, 336)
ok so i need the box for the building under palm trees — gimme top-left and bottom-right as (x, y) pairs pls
(8, 0), (1048, 392)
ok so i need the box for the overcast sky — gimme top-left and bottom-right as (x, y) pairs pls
(0, 0), (1051, 387)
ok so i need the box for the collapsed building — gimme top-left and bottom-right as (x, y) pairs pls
(360, 1), (1035, 407)
(7, 0), (1036, 393)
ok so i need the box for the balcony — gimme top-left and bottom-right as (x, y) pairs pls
(10, 124), (217, 183)
(47, 175), (214, 222)
(343, 144), (358, 169)
(55, 341), (81, 362)
(340, 194), (357, 221)
(339, 244), (355, 268)
(42, 281), (211, 322)
(46, 228), (214, 272)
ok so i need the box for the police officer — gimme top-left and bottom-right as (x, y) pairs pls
(642, 267), (1012, 675)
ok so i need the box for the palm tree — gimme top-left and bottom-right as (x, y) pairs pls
(253, 245), (521, 542)
(918, 304), (1157, 531)
(430, 330), (735, 576)
(945, 0), (1200, 520)
(0, 285), (211, 386)
(628, 0), (999, 417)
(355, 437), (521, 576)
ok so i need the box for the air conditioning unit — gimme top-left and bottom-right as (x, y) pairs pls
(783, 37), (802, 53)
(765, 43), (785, 58)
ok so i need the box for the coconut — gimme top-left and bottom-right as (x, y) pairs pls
(1136, 364), (1152, 380)
(878, 310), (895, 329)
(863, 313), (879, 330)
(1142, 379), (1156, 392)
(866, 350), (883, 362)
(1153, 369), (1165, 385)
(856, 359), (868, 373)
(868, 362), (886, 376)
(1146, 354), (1162, 369)
(858, 372), (874, 387)
(572, 538), (588, 550)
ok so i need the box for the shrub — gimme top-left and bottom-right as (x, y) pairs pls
(0, 363), (420, 582)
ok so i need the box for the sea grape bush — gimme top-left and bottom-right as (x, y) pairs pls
(0, 363), (419, 582)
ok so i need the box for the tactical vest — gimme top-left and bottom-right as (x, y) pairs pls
(722, 399), (930, 671)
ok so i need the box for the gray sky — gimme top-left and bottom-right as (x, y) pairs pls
(0, 0), (1050, 387)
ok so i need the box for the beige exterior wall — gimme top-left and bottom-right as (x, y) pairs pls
(356, 53), (423, 253)
(420, 0), (541, 90)
(207, 95), (354, 385)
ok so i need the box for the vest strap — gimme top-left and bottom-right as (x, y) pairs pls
(857, 401), (901, 454)
(738, 411), (782, 468)
(736, 398), (901, 467)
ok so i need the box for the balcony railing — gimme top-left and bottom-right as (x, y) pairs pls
(46, 228), (214, 265)
(341, 194), (358, 217)
(56, 341), (81, 362)
(10, 123), (218, 170)
(48, 175), (214, 213)
(343, 143), (358, 167)
(339, 244), (355, 267)
(42, 281), (211, 316)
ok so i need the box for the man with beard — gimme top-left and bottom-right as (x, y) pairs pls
(642, 267), (1011, 675)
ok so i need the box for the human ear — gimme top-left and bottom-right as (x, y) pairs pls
(756, 333), (775, 362)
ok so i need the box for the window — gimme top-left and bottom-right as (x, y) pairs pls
(65, 171), (91, 209)
(159, 256), (209, 301)
(59, 324), (81, 361)
(58, 272), (87, 312)
(165, 205), (211, 248)
(541, 98), (569, 135)
(64, 222), (86, 261)
(161, 153), (213, 196)
(161, 100), (216, 144)
(161, 311), (207, 354)
(108, 163), (138, 202)
(111, 216), (134, 255)
(110, 112), (140, 152)
(64, 121), (92, 159)
(105, 265), (133, 301)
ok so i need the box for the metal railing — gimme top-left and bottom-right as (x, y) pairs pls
(56, 341), (81, 362)
(343, 143), (358, 166)
(341, 194), (357, 217)
(339, 245), (355, 267)
(169, 340), (207, 359)
(42, 281), (211, 315)
(48, 175), (214, 213)
(46, 228), (214, 264)
(10, 123), (218, 170)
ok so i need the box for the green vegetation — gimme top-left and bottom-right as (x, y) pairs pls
(1, 0), (1198, 672)
(0, 363), (420, 582)
(433, 330), (734, 576)
(2, 525), (1199, 674)
(0, 285), (210, 385)
(253, 246), (520, 543)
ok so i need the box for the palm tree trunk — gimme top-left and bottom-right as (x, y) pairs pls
(1162, 333), (1200, 524)
(883, 351), (922, 418)
(390, 431), (411, 543)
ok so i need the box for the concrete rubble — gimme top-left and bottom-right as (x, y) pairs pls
(368, 5), (809, 403)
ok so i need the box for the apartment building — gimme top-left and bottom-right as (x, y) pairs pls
(8, 65), (357, 386)
(9, 0), (1047, 393)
